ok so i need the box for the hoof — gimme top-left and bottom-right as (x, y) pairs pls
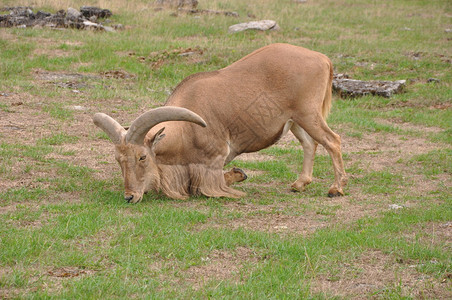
(224, 167), (248, 186)
(291, 186), (300, 193)
(327, 189), (344, 197)
(291, 179), (310, 193)
(232, 167), (248, 182)
(327, 192), (342, 198)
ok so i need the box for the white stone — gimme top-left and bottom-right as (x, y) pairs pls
(67, 7), (82, 20)
(389, 204), (404, 210)
(228, 20), (279, 33)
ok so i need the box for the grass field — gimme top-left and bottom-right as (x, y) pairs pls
(0, 0), (451, 298)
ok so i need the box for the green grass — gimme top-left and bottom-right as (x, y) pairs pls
(0, 0), (451, 298)
(38, 133), (79, 146)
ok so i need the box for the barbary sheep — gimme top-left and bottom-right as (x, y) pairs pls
(93, 43), (347, 203)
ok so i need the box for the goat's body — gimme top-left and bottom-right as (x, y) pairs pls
(146, 43), (346, 199)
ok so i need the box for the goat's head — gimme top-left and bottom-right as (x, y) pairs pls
(93, 107), (206, 203)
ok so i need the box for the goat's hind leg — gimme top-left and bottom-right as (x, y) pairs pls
(290, 124), (318, 192)
(293, 114), (347, 197)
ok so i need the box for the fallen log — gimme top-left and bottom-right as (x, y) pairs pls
(333, 74), (406, 98)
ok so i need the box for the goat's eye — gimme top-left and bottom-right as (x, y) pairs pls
(139, 155), (147, 161)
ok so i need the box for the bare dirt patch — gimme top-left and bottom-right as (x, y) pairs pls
(0, 28), (18, 42)
(223, 213), (327, 235)
(235, 152), (273, 162)
(127, 46), (206, 69)
(341, 126), (445, 176)
(33, 69), (99, 90)
(311, 250), (451, 299)
(276, 120), (447, 159)
(29, 37), (72, 58)
(329, 193), (383, 222)
(0, 103), (62, 145)
(0, 204), (16, 214)
(403, 221), (452, 251)
(184, 247), (260, 289)
(47, 266), (96, 278)
(375, 118), (443, 134)
(0, 91), (121, 196)
(194, 198), (328, 235)
(33, 47), (72, 58)
(194, 194), (388, 237)
(42, 266), (97, 295)
(100, 69), (136, 79)
(343, 129), (443, 156)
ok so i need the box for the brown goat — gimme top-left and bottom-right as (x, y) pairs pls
(94, 43), (347, 202)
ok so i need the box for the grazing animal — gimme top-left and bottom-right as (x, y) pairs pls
(93, 43), (347, 203)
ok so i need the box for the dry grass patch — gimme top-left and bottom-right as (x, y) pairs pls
(184, 247), (259, 289)
(47, 266), (96, 278)
(0, 28), (18, 42)
(194, 199), (327, 236)
(375, 118), (444, 134)
(311, 250), (451, 299)
(33, 47), (72, 58)
(403, 221), (452, 251)
(328, 193), (383, 222)
(8, 218), (44, 229)
(29, 37), (71, 58)
(43, 266), (97, 295)
(344, 130), (442, 156)
(0, 204), (17, 214)
(0, 94), (63, 144)
(235, 152), (274, 162)
(0, 160), (56, 191)
(224, 213), (328, 235)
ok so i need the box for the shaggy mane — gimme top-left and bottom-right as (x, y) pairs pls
(157, 163), (245, 200)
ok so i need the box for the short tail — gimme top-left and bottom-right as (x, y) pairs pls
(321, 58), (334, 120)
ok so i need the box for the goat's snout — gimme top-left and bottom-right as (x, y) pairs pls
(124, 194), (134, 202)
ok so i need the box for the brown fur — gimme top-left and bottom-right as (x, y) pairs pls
(158, 164), (245, 199)
(95, 43), (347, 202)
(149, 43), (347, 199)
(224, 168), (247, 186)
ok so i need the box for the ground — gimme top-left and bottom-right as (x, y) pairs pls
(0, 0), (451, 297)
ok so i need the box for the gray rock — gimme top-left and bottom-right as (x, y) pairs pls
(113, 24), (124, 30)
(68, 105), (86, 110)
(36, 11), (51, 19)
(80, 6), (112, 19)
(83, 20), (102, 30)
(67, 7), (82, 20)
(155, 0), (198, 9)
(178, 8), (239, 17)
(389, 204), (404, 210)
(0, 6), (120, 32)
(228, 20), (279, 33)
(427, 78), (440, 83)
(333, 74), (406, 98)
(103, 25), (116, 32)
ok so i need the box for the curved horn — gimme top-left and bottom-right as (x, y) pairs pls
(126, 107), (207, 145)
(93, 113), (127, 144)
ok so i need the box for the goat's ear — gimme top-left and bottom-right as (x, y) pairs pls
(149, 127), (166, 149)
